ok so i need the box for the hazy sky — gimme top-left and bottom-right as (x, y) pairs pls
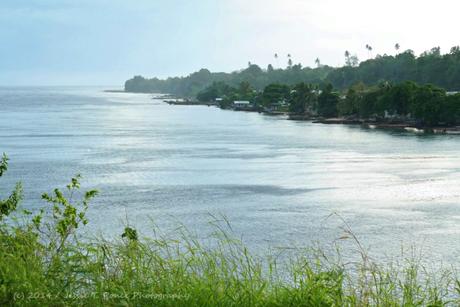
(1, 0), (459, 86)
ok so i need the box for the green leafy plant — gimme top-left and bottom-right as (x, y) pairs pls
(0, 153), (22, 221)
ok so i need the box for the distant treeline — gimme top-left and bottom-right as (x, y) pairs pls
(125, 46), (460, 97)
(125, 65), (333, 97)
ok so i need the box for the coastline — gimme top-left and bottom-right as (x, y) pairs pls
(118, 90), (460, 135)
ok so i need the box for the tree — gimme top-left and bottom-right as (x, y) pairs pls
(287, 54), (292, 68)
(440, 93), (460, 125)
(317, 84), (339, 117)
(337, 83), (366, 116)
(350, 55), (359, 67)
(289, 83), (317, 114)
(237, 81), (254, 100)
(196, 81), (235, 102)
(410, 84), (446, 126)
(261, 83), (290, 107)
(0, 154), (22, 221)
(395, 43), (400, 53)
(450, 46), (460, 55)
(344, 50), (351, 66)
(365, 44), (373, 59)
(315, 58), (321, 67)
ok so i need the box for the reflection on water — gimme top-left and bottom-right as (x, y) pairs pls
(1, 87), (460, 264)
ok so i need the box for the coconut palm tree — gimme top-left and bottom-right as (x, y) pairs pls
(395, 43), (400, 54)
(315, 58), (321, 67)
(345, 50), (351, 66)
(365, 44), (373, 59)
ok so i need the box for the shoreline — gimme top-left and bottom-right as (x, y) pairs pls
(293, 116), (460, 134)
(121, 90), (460, 135)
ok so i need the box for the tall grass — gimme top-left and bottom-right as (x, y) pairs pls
(0, 155), (459, 306)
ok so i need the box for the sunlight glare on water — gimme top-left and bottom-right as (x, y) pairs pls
(1, 86), (460, 264)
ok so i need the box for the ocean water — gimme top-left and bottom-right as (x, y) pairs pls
(1, 86), (460, 264)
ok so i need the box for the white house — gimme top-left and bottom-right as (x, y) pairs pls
(233, 101), (251, 108)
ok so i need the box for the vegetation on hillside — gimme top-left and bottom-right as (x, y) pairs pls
(125, 64), (333, 98)
(2, 154), (460, 306)
(328, 47), (460, 90)
(125, 46), (460, 97)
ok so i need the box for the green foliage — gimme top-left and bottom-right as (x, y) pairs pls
(441, 94), (460, 125)
(198, 76), (460, 126)
(327, 47), (460, 91)
(336, 83), (366, 116)
(317, 84), (340, 117)
(0, 153), (22, 221)
(125, 65), (334, 98)
(288, 82), (317, 114)
(196, 81), (235, 102)
(261, 83), (290, 107)
(410, 84), (446, 126)
(121, 227), (138, 241)
(333, 81), (460, 126)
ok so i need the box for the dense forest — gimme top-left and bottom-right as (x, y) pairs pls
(195, 79), (460, 127)
(125, 46), (460, 97)
(124, 65), (333, 97)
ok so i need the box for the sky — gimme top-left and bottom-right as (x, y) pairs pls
(1, 0), (459, 86)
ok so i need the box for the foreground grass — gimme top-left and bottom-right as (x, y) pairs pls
(1, 155), (459, 306)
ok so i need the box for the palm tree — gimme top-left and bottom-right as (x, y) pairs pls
(274, 53), (279, 68)
(315, 58), (321, 67)
(365, 44), (373, 59)
(287, 54), (292, 68)
(395, 43), (400, 54)
(345, 50), (350, 66)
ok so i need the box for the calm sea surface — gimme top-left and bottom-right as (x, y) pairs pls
(1, 86), (460, 264)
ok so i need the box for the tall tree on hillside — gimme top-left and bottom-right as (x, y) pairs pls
(350, 55), (359, 67)
(365, 44), (373, 59)
(287, 54), (292, 68)
(345, 50), (351, 66)
(395, 43), (400, 54)
(315, 58), (321, 67)
(274, 53), (279, 68)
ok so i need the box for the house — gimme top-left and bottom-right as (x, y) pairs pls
(233, 101), (252, 109)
